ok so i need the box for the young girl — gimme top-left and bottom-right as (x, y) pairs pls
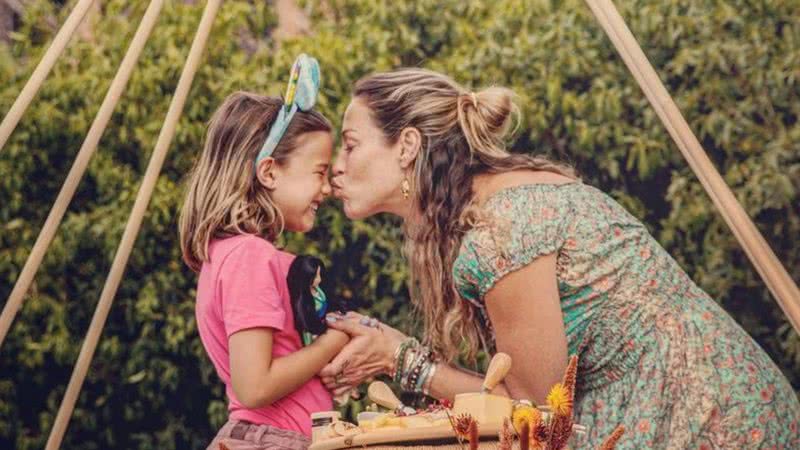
(178, 55), (346, 450)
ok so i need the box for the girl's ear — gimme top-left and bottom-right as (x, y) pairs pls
(256, 157), (279, 189)
(398, 127), (421, 170)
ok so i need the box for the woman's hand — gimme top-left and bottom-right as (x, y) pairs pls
(319, 312), (407, 395)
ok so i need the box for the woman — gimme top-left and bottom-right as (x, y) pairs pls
(322, 68), (800, 448)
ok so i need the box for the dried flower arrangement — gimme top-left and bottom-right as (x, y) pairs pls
(449, 355), (626, 449)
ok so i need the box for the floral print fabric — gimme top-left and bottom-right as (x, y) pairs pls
(453, 182), (800, 449)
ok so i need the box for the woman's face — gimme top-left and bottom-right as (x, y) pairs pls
(331, 97), (407, 219)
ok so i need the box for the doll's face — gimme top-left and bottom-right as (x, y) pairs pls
(312, 267), (322, 288)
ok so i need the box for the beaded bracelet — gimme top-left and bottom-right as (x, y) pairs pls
(399, 342), (417, 385)
(404, 347), (429, 391)
(390, 339), (406, 380)
(392, 338), (438, 395)
(414, 347), (433, 388)
(398, 346), (414, 389)
(421, 361), (438, 396)
(392, 338), (418, 383)
(414, 358), (433, 392)
(403, 345), (435, 394)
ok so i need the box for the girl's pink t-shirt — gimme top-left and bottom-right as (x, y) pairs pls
(195, 234), (332, 436)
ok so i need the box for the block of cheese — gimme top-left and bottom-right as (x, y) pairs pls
(452, 393), (513, 428)
(358, 414), (404, 431)
(404, 413), (450, 428)
(358, 411), (450, 431)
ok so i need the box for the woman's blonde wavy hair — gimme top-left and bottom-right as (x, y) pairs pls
(353, 69), (576, 362)
(179, 91), (331, 272)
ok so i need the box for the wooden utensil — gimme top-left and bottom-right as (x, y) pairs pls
(481, 352), (512, 393)
(368, 381), (415, 415)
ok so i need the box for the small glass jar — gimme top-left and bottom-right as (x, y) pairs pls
(310, 410), (341, 443)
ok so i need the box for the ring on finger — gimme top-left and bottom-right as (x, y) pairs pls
(359, 316), (380, 328)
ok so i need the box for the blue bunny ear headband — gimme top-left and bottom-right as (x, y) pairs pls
(255, 54), (321, 168)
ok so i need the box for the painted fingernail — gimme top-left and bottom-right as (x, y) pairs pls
(326, 314), (338, 323)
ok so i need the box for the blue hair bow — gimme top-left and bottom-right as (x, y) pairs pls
(255, 54), (321, 167)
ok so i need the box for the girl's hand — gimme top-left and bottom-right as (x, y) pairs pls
(315, 327), (349, 350)
(319, 312), (407, 395)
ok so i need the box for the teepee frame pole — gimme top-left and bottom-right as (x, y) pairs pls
(0, 0), (98, 151)
(44, 1), (222, 448)
(0, 0), (165, 349)
(584, 0), (800, 332)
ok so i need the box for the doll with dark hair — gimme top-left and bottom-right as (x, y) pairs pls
(287, 255), (347, 345)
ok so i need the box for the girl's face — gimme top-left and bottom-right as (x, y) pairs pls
(265, 131), (334, 232)
(331, 97), (408, 220)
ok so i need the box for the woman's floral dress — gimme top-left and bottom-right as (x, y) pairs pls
(452, 182), (800, 449)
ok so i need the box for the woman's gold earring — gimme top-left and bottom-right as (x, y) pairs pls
(401, 178), (411, 200)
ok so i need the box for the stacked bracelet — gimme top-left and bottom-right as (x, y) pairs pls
(422, 361), (437, 396)
(392, 338), (418, 383)
(392, 338), (438, 395)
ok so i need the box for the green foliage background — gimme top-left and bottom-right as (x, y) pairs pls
(0, 0), (798, 448)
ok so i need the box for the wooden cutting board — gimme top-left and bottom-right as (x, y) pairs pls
(309, 422), (503, 450)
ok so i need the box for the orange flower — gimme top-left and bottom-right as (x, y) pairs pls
(498, 418), (514, 450)
(531, 422), (549, 447)
(562, 355), (578, 398)
(520, 421), (530, 450)
(546, 412), (574, 450)
(468, 419), (479, 450)
(452, 413), (476, 438)
(512, 405), (542, 434)
(546, 383), (572, 416)
(599, 425), (626, 450)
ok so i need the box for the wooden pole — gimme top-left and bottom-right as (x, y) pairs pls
(0, 0), (165, 349)
(44, 1), (222, 448)
(583, 0), (800, 332)
(0, 0), (97, 151)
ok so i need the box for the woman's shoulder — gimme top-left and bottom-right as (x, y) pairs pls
(466, 171), (580, 229)
(471, 170), (578, 206)
(454, 173), (580, 303)
(457, 172), (584, 267)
